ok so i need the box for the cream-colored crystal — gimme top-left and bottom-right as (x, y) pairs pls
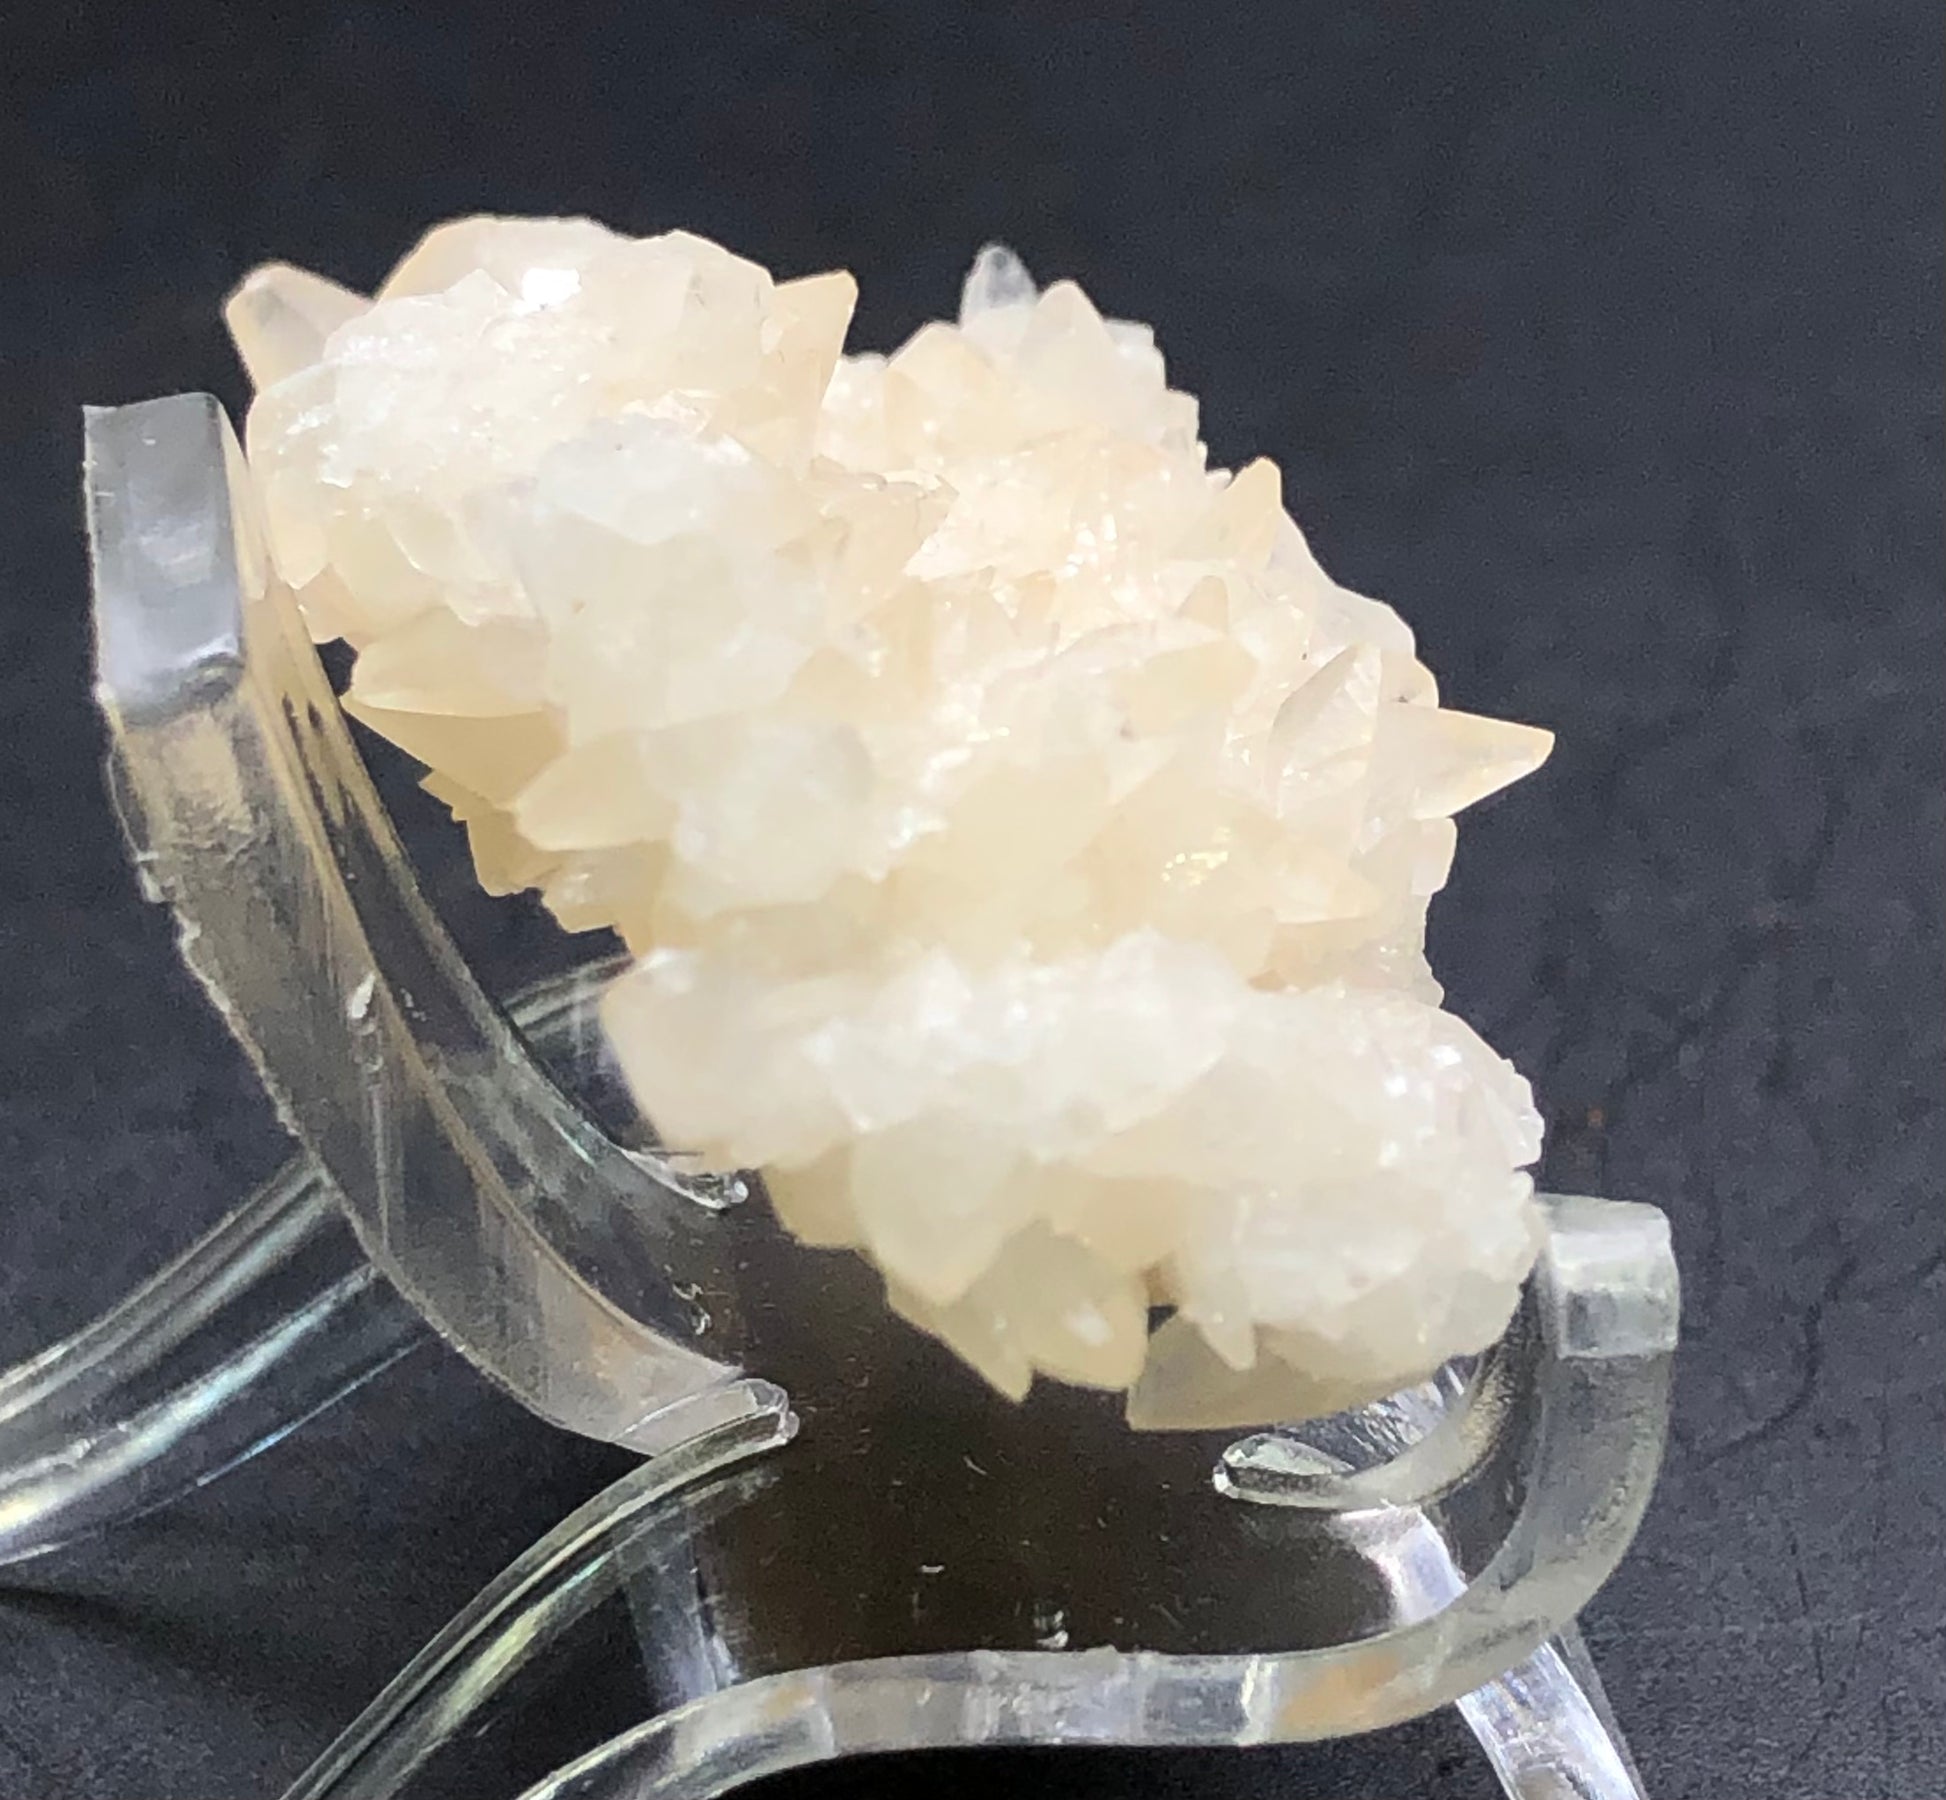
(229, 216), (1554, 1422)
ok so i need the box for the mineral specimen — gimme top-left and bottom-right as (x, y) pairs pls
(228, 217), (1553, 1421)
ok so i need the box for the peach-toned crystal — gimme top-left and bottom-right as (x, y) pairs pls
(228, 219), (1554, 1423)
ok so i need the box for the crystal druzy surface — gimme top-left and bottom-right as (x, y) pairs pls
(228, 217), (1553, 1420)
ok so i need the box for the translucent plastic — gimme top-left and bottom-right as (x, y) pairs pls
(0, 1158), (421, 1564)
(0, 964), (647, 1567)
(88, 393), (744, 1445)
(30, 393), (1680, 1797)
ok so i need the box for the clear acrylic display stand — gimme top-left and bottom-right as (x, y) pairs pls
(0, 393), (1679, 1800)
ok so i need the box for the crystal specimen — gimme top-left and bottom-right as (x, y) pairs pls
(228, 218), (1553, 1421)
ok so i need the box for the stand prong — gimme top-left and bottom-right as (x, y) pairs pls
(0, 1158), (422, 1568)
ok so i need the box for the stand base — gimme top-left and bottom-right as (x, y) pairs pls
(276, 1375), (1646, 1800)
(0, 1137), (1658, 1800)
(0, 1191), (1656, 1800)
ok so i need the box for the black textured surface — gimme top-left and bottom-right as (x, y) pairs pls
(2, 4), (1940, 1796)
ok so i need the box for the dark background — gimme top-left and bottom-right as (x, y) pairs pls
(2, 3), (1940, 1796)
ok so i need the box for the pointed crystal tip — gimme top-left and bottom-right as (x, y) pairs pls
(223, 262), (369, 389)
(959, 243), (1038, 322)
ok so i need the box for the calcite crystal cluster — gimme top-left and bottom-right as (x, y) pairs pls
(229, 217), (1553, 1423)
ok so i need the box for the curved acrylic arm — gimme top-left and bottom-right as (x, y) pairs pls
(0, 959), (637, 1571)
(284, 1378), (797, 1800)
(1460, 1625), (1647, 1799)
(0, 1161), (422, 1566)
(86, 394), (746, 1445)
(518, 1638), (1646, 1800)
